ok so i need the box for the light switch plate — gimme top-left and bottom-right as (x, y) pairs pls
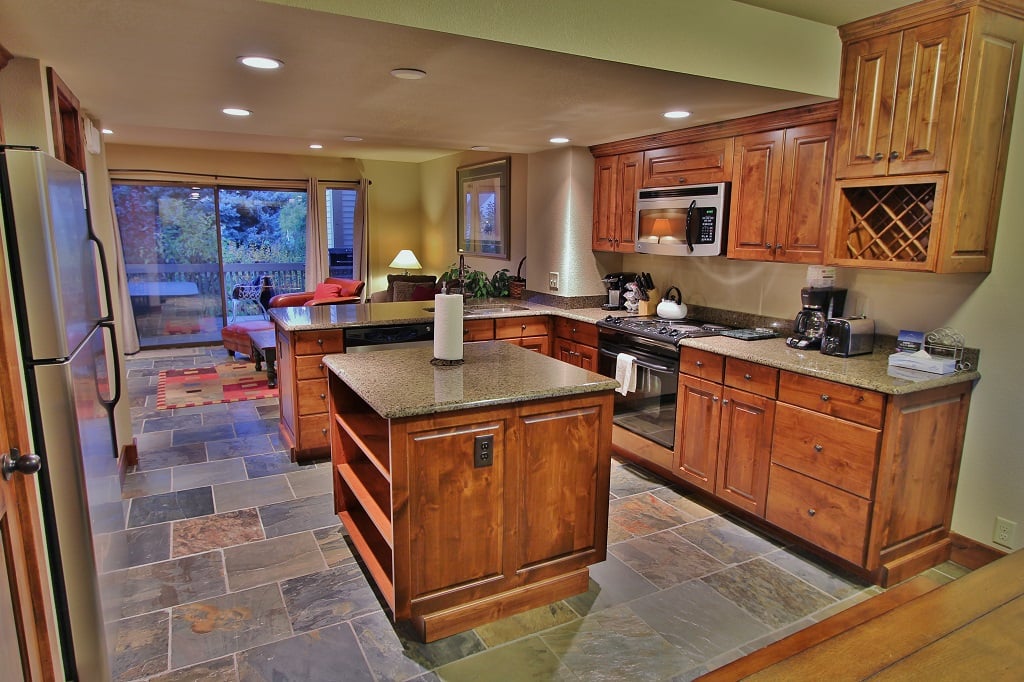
(548, 272), (559, 290)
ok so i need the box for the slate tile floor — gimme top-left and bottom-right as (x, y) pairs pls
(108, 345), (970, 681)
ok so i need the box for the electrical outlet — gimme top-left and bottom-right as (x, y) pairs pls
(994, 516), (1017, 548)
(473, 434), (494, 468)
(548, 272), (559, 291)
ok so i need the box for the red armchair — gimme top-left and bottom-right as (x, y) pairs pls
(267, 277), (365, 308)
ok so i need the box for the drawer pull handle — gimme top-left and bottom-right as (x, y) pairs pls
(807, 508), (816, 517)
(320, 393), (326, 400)
(321, 428), (328, 435)
(820, 394), (830, 402)
(677, 176), (687, 184)
(696, 360), (704, 368)
(814, 444), (824, 452)
(521, 324), (527, 331)
(743, 373), (752, 380)
(317, 338), (324, 346)
(319, 363), (324, 370)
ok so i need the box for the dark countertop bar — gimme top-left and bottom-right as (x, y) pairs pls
(322, 340), (619, 419)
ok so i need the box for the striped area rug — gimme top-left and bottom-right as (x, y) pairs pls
(157, 362), (277, 409)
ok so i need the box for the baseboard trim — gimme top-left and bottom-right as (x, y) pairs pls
(118, 440), (138, 486)
(949, 532), (1006, 570)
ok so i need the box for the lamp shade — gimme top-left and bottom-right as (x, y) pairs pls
(389, 249), (422, 272)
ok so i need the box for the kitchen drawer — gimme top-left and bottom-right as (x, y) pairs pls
(504, 335), (551, 355)
(772, 404), (880, 499)
(679, 347), (725, 383)
(294, 330), (344, 356)
(766, 464), (870, 565)
(297, 378), (329, 416)
(495, 316), (550, 339)
(554, 318), (599, 346)
(725, 358), (778, 398)
(463, 318), (495, 341)
(297, 414), (330, 451)
(296, 354), (331, 381)
(778, 371), (884, 428)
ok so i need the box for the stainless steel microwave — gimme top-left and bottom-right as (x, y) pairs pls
(634, 182), (729, 256)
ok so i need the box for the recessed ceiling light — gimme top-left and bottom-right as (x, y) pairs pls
(390, 68), (427, 80)
(664, 110), (691, 119)
(238, 56), (283, 70)
(222, 108), (251, 117)
(101, 128), (113, 135)
(549, 137), (570, 144)
(342, 136), (364, 142)
(470, 146), (490, 151)
(309, 144), (323, 149)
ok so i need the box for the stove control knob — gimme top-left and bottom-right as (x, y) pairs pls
(669, 330), (680, 337)
(658, 327), (669, 334)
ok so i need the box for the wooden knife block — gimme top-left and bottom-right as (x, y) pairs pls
(637, 290), (657, 316)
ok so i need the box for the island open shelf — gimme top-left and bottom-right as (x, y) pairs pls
(324, 342), (617, 641)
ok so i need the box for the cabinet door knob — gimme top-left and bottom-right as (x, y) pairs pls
(890, 150), (900, 160)
(743, 373), (752, 380)
(820, 394), (830, 402)
(807, 508), (817, 517)
(722, 399), (730, 406)
(320, 393), (326, 400)
(814, 443), (824, 452)
(765, 242), (773, 249)
(873, 152), (884, 162)
(319, 362), (324, 370)
(521, 324), (527, 331)
(712, 396), (719, 402)
(677, 176), (687, 184)
(696, 360), (704, 367)
(321, 428), (328, 435)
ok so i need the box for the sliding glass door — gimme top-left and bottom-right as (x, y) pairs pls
(112, 182), (307, 348)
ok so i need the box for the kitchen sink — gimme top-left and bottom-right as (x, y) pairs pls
(422, 303), (530, 315)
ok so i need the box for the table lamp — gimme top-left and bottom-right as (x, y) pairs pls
(389, 249), (422, 275)
(650, 218), (672, 243)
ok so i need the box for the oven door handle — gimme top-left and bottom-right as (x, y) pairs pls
(598, 347), (675, 373)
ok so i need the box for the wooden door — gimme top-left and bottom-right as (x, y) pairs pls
(728, 129), (784, 261)
(674, 375), (722, 493)
(835, 32), (902, 178)
(715, 388), (775, 517)
(614, 152), (643, 253)
(554, 338), (577, 366)
(575, 344), (598, 372)
(592, 156), (619, 251)
(775, 121), (835, 264)
(0, 250), (60, 679)
(888, 15), (967, 176)
(642, 138), (734, 187)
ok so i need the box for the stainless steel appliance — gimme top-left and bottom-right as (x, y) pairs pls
(601, 272), (637, 310)
(344, 322), (434, 352)
(634, 183), (729, 256)
(596, 315), (730, 449)
(785, 287), (847, 350)
(821, 317), (875, 357)
(1, 146), (123, 681)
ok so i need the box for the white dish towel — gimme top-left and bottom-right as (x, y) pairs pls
(615, 352), (637, 396)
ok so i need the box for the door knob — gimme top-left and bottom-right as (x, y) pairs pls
(3, 448), (42, 480)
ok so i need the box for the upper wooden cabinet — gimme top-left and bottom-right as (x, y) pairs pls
(728, 121), (835, 264)
(829, 0), (1024, 272)
(592, 152), (642, 253)
(642, 138), (733, 188)
(835, 15), (967, 179)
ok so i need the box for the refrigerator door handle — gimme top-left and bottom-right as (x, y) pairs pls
(88, 230), (115, 324)
(98, 320), (121, 411)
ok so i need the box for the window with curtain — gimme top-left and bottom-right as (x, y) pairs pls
(111, 181), (307, 347)
(322, 183), (360, 279)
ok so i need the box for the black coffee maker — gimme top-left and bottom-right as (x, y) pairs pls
(786, 287), (847, 350)
(601, 272), (637, 310)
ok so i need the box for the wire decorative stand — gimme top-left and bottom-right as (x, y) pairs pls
(925, 327), (970, 371)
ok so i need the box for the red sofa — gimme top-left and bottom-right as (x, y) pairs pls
(267, 277), (365, 307)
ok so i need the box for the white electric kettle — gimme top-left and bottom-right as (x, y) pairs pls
(657, 286), (687, 320)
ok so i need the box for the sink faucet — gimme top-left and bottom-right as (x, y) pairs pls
(458, 254), (466, 289)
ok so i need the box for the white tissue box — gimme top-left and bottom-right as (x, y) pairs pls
(887, 351), (956, 375)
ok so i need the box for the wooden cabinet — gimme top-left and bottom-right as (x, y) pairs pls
(642, 138), (733, 188)
(462, 318), (495, 341)
(553, 318), (598, 371)
(496, 316), (551, 355)
(765, 371), (972, 584)
(675, 352), (777, 517)
(276, 327), (344, 461)
(592, 152), (642, 253)
(829, 1), (1024, 272)
(328, 373), (612, 641)
(728, 121), (835, 264)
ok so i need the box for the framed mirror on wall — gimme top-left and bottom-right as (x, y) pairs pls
(457, 158), (510, 259)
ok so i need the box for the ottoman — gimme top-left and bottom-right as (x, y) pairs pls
(221, 320), (274, 358)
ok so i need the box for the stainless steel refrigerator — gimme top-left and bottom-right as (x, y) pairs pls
(1, 146), (123, 681)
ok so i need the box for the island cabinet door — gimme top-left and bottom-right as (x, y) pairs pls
(404, 419), (506, 601)
(513, 398), (611, 572)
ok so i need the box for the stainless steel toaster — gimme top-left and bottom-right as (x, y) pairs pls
(821, 317), (875, 357)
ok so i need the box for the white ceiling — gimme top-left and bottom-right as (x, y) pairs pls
(0, 0), (914, 163)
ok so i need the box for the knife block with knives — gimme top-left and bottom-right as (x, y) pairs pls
(638, 290), (657, 316)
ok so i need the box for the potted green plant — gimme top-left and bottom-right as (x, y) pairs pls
(490, 268), (511, 298)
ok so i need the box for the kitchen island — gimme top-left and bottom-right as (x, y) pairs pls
(322, 341), (617, 641)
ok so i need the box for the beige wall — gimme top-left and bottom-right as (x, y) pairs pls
(357, 158), (426, 295)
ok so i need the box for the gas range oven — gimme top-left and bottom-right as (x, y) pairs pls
(595, 315), (732, 450)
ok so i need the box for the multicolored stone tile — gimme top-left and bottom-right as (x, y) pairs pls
(351, 610), (485, 680)
(473, 601), (579, 647)
(172, 508), (265, 557)
(127, 487), (215, 529)
(101, 550), (226, 620)
(223, 531), (327, 591)
(702, 557), (836, 629)
(672, 515), (780, 565)
(212, 475), (293, 513)
(258, 492), (337, 538)
(280, 562), (382, 632)
(236, 622), (374, 681)
(110, 609), (170, 682)
(609, 529), (725, 588)
(434, 635), (576, 681)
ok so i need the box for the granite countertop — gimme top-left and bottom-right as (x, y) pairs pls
(679, 335), (980, 395)
(322, 341), (618, 419)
